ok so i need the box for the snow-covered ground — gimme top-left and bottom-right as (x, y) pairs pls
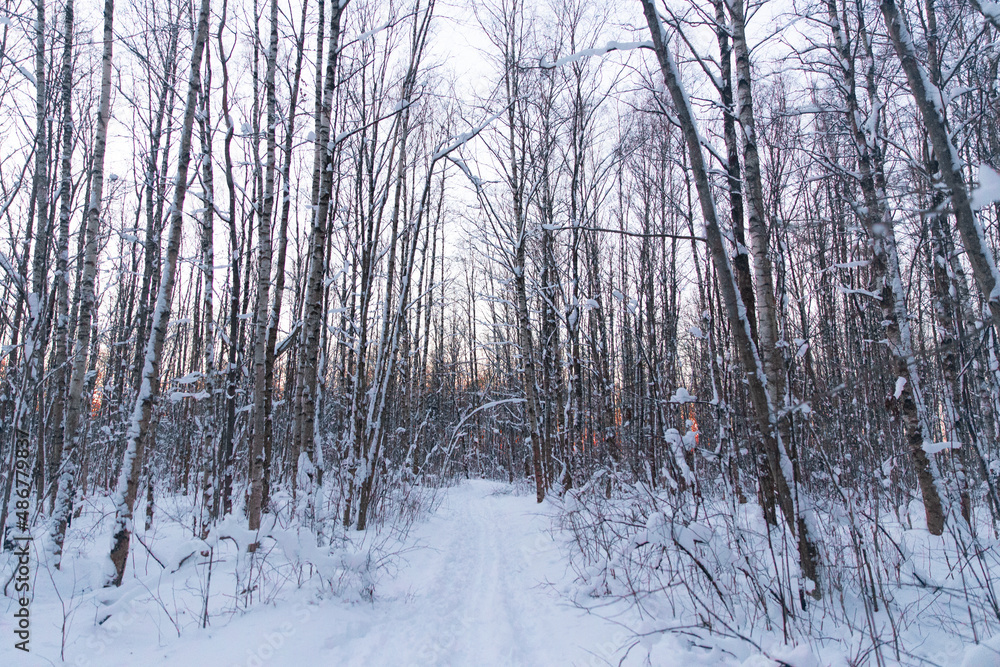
(1, 481), (675, 667)
(8, 480), (996, 666)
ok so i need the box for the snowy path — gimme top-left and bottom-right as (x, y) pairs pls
(14, 480), (635, 667)
(323, 480), (628, 666)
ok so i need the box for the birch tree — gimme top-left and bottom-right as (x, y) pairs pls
(821, 0), (945, 534)
(107, 0), (211, 587)
(639, 0), (821, 596)
(880, 0), (1000, 339)
(295, 0), (346, 522)
(247, 0), (280, 535)
(48, 0), (78, 565)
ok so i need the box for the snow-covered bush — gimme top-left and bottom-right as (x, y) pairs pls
(557, 468), (1000, 665)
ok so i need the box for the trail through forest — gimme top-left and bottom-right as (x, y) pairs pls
(319, 480), (633, 666)
(174, 480), (633, 666)
(6, 482), (673, 667)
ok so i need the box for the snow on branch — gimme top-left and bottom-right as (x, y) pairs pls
(433, 108), (506, 160)
(539, 40), (652, 69)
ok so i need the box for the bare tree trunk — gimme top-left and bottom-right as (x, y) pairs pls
(536, 91), (562, 486)
(133, 22), (179, 389)
(730, 0), (787, 432)
(920, 0), (998, 529)
(262, 0), (309, 515)
(354, 0), (437, 529)
(291, 0), (326, 486)
(514, 217), (545, 504)
(216, 0), (239, 520)
(47, 0), (75, 515)
(297, 0), (346, 521)
(247, 0), (280, 536)
(826, 0), (945, 535)
(196, 39), (217, 536)
(5, 0), (52, 546)
(881, 0), (1000, 338)
(639, 0), (821, 597)
(713, 0), (756, 345)
(730, 0), (798, 522)
(48, 0), (80, 566)
(29, 0), (49, 369)
(107, 0), (210, 588)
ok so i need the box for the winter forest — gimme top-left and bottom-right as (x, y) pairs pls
(2, 0), (1000, 663)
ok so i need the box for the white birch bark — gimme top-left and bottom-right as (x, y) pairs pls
(247, 0), (280, 535)
(638, 0), (821, 596)
(107, 0), (211, 587)
(49, 0), (80, 566)
(881, 0), (1000, 338)
(296, 0), (346, 525)
(827, 0), (945, 535)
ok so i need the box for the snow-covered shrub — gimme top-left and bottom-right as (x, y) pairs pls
(557, 467), (1000, 665)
